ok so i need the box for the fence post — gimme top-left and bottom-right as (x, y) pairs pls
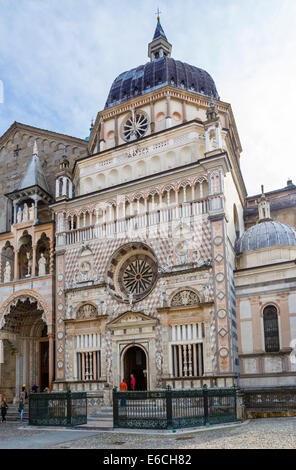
(113, 387), (118, 428)
(66, 390), (71, 426)
(235, 387), (245, 421)
(203, 384), (209, 426)
(166, 385), (173, 429)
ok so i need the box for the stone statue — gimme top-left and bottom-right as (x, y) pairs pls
(23, 203), (29, 222)
(17, 207), (22, 223)
(38, 253), (46, 276)
(26, 252), (32, 277)
(155, 352), (162, 371)
(101, 300), (107, 315)
(128, 292), (133, 308)
(3, 261), (11, 283)
(203, 284), (211, 302)
(29, 204), (34, 221)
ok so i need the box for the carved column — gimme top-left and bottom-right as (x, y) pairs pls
(150, 99), (155, 133)
(166, 95), (172, 128)
(182, 100), (187, 123)
(32, 244), (37, 277)
(14, 249), (19, 280)
(49, 241), (54, 275)
(48, 333), (54, 390)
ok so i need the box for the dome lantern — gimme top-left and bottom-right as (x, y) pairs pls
(148, 17), (172, 62)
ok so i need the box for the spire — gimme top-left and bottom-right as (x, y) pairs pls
(258, 185), (272, 222)
(153, 18), (168, 41)
(85, 118), (94, 142)
(17, 142), (49, 193)
(148, 14), (172, 62)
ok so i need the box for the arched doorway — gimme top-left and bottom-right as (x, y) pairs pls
(0, 296), (50, 401)
(123, 345), (148, 391)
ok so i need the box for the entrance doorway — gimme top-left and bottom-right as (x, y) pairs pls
(123, 345), (147, 391)
(0, 297), (50, 401)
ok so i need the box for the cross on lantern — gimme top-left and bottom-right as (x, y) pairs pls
(155, 7), (162, 20)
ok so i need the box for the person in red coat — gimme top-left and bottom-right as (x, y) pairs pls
(130, 374), (136, 391)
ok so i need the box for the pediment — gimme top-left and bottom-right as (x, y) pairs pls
(107, 310), (158, 328)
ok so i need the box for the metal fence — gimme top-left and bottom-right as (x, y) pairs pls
(29, 391), (87, 426)
(113, 386), (237, 429)
(243, 386), (296, 413)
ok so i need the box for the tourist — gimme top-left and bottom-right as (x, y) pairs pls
(31, 384), (38, 393)
(18, 397), (24, 422)
(130, 374), (136, 391)
(21, 385), (27, 403)
(120, 378), (128, 407)
(1, 399), (8, 423)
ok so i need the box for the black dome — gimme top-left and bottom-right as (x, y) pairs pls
(105, 56), (219, 109)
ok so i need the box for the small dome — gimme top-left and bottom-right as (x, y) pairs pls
(236, 221), (296, 253)
(105, 57), (219, 109)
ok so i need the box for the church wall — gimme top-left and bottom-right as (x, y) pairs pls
(235, 262), (296, 386)
(0, 126), (87, 233)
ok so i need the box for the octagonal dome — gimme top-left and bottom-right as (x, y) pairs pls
(105, 57), (219, 109)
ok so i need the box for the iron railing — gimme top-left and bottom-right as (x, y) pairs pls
(113, 386), (237, 429)
(243, 386), (296, 413)
(29, 391), (87, 426)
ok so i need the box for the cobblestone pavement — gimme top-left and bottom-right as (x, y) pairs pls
(1, 418), (296, 449)
(52, 418), (296, 449)
(0, 422), (43, 441)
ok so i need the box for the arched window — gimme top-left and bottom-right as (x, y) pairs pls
(263, 305), (280, 352)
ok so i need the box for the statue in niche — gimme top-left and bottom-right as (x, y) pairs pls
(128, 292), (133, 308)
(38, 253), (47, 276)
(80, 261), (91, 282)
(203, 284), (211, 302)
(66, 304), (73, 319)
(25, 252), (32, 277)
(161, 291), (167, 308)
(100, 300), (108, 315)
(175, 240), (190, 265)
(3, 261), (11, 283)
(23, 204), (29, 222)
(17, 207), (22, 223)
(29, 204), (34, 221)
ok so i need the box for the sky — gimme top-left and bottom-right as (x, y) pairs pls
(0, 0), (296, 196)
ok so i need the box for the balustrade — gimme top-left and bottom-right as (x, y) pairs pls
(56, 197), (210, 246)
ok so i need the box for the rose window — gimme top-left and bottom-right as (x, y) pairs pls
(121, 255), (155, 296)
(106, 242), (158, 303)
(121, 109), (149, 142)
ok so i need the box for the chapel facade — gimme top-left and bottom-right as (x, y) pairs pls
(0, 20), (295, 404)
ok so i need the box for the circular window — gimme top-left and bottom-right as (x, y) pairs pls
(121, 109), (149, 142)
(106, 242), (158, 303)
(120, 255), (155, 296)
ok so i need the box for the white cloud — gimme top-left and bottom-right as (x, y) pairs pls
(0, 0), (295, 195)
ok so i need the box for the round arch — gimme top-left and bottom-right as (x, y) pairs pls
(0, 290), (51, 330)
(120, 343), (149, 391)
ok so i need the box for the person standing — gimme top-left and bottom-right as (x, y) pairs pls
(18, 397), (24, 422)
(130, 374), (136, 391)
(1, 399), (8, 423)
(20, 386), (27, 404)
(120, 378), (128, 407)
